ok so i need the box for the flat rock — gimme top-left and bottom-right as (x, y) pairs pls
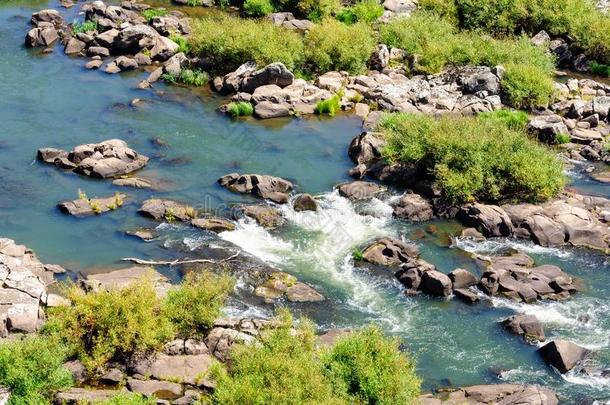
(139, 199), (196, 222)
(126, 378), (183, 400)
(337, 181), (384, 201)
(58, 194), (126, 216)
(134, 353), (213, 385)
(191, 217), (236, 233)
(85, 266), (168, 293)
(54, 388), (122, 404)
(285, 282), (325, 302)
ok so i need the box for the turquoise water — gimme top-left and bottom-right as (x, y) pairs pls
(1, 1), (609, 402)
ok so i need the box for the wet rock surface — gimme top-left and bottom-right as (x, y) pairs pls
(218, 173), (293, 204)
(420, 384), (558, 405)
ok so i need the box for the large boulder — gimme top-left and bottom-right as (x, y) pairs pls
(537, 340), (589, 373)
(131, 353), (213, 385)
(241, 63), (294, 93)
(31, 9), (63, 26)
(420, 270), (452, 297)
(448, 268), (477, 289)
(502, 314), (545, 342)
(293, 193), (318, 212)
(460, 66), (501, 95)
(527, 114), (569, 143)
(361, 237), (419, 267)
(457, 203), (513, 237)
(392, 193), (433, 221)
(58, 194), (126, 217)
(218, 173), (293, 204)
(348, 132), (386, 165)
(235, 204), (284, 228)
(38, 139), (149, 179)
(114, 24), (158, 53)
(337, 181), (384, 201)
(25, 26), (58, 48)
(138, 199), (196, 222)
(191, 217), (236, 233)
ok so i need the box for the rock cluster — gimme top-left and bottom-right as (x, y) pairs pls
(218, 173), (294, 204)
(268, 12), (314, 32)
(254, 272), (324, 303)
(139, 198), (237, 232)
(234, 204), (284, 228)
(476, 252), (579, 303)
(26, 10), (63, 48)
(502, 314), (546, 343)
(38, 139), (149, 179)
(0, 238), (60, 335)
(420, 384), (558, 405)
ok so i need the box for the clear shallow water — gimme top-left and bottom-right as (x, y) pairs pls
(1, 1), (610, 402)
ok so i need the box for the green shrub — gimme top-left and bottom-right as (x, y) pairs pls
(162, 69), (209, 86)
(379, 13), (555, 108)
(321, 326), (420, 404)
(211, 312), (344, 404)
(454, 0), (528, 35)
(170, 34), (191, 54)
(162, 271), (234, 337)
(141, 8), (168, 21)
(555, 132), (571, 144)
(590, 61), (610, 77)
(378, 113), (565, 203)
(478, 109), (529, 131)
(71, 20), (98, 34)
(336, 0), (384, 24)
(228, 101), (254, 117)
(0, 335), (73, 405)
(46, 279), (175, 373)
(305, 19), (376, 74)
(315, 94), (341, 116)
(418, 0), (459, 24)
(297, 0), (341, 21)
(189, 15), (304, 72)
(244, 0), (275, 16)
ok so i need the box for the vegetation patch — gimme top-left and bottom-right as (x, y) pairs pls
(243, 0), (275, 16)
(336, 0), (384, 24)
(379, 13), (556, 108)
(162, 68), (209, 86)
(228, 101), (254, 117)
(0, 335), (73, 404)
(378, 113), (565, 203)
(141, 8), (168, 21)
(478, 109), (529, 131)
(170, 34), (191, 54)
(96, 393), (157, 405)
(71, 20), (98, 35)
(162, 271), (235, 337)
(212, 312), (421, 404)
(189, 15), (304, 72)
(590, 61), (610, 77)
(297, 0), (341, 21)
(305, 19), (376, 74)
(314, 94), (341, 116)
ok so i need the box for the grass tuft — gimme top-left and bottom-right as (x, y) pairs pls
(71, 20), (98, 35)
(314, 94), (341, 116)
(228, 101), (254, 117)
(141, 8), (168, 21)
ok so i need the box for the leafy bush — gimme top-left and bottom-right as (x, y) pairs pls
(478, 109), (529, 131)
(46, 279), (175, 373)
(0, 335), (73, 405)
(379, 13), (555, 108)
(141, 8), (168, 21)
(297, 0), (341, 21)
(418, 0), (458, 24)
(590, 61), (610, 77)
(162, 271), (234, 337)
(228, 101), (254, 117)
(189, 15), (304, 72)
(212, 312), (342, 404)
(305, 19), (376, 74)
(321, 326), (420, 404)
(170, 34), (191, 54)
(244, 0), (275, 16)
(71, 20), (98, 35)
(315, 94), (341, 116)
(378, 113), (565, 203)
(336, 0), (384, 24)
(555, 132), (571, 144)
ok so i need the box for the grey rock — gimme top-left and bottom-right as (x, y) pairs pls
(538, 340), (589, 373)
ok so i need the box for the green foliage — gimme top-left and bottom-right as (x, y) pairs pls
(478, 109), (529, 131)
(189, 15), (304, 72)
(71, 20), (98, 35)
(379, 13), (555, 108)
(46, 279), (175, 373)
(170, 34), (191, 54)
(162, 69), (209, 86)
(321, 326), (420, 404)
(378, 113), (565, 203)
(211, 312), (344, 404)
(187, 0), (204, 5)
(555, 132), (571, 144)
(336, 0), (384, 24)
(315, 94), (341, 116)
(423, 0), (610, 64)
(228, 101), (254, 117)
(96, 393), (157, 405)
(352, 248), (364, 261)
(141, 8), (168, 21)
(305, 19), (376, 74)
(244, 0), (275, 16)
(162, 271), (234, 337)
(297, 0), (341, 21)
(590, 61), (610, 77)
(418, 0), (458, 24)
(0, 335), (73, 405)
